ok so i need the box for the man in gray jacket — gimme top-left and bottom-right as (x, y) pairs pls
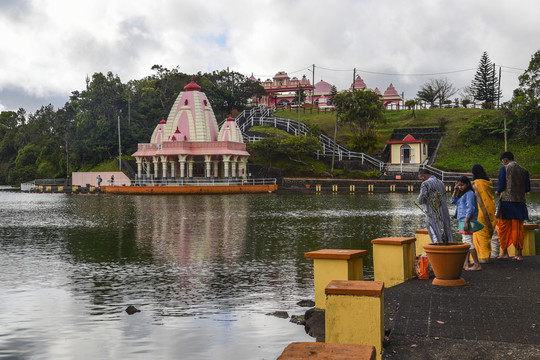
(418, 169), (454, 243)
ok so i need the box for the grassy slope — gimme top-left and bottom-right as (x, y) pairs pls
(274, 108), (539, 177)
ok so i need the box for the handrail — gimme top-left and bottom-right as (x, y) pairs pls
(235, 113), (385, 171)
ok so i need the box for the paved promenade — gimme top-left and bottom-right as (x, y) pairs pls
(383, 256), (540, 359)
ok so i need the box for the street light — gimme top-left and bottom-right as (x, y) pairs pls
(331, 111), (338, 176)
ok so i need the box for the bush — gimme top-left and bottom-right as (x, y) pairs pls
(458, 114), (505, 145)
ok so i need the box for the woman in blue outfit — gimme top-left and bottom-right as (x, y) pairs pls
(451, 176), (483, 271)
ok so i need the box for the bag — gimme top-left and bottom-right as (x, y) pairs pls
(418, 255), (429, 279)
(459, 220), (484, 233)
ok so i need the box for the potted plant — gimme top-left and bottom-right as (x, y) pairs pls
(416, 191), (470, 286)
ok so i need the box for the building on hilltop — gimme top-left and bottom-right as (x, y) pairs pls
(132, 78), (249, 184)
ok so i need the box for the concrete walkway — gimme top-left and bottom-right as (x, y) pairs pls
(383, 256), (540, 359)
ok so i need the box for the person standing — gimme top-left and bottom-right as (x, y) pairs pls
(471, 164), (497, 263)
(495, 152), (531, 261)
(110, 175), (115, 186)
(418, 169), (454, 243)
(97, 175), (102, 187)
(452, 176), (483, 271)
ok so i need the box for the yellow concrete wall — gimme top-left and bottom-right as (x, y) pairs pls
(415, 230), (430, 256)
(326, 294), (384, 360)
(312, 258), (363, 309)
(372, 243), (413, 287)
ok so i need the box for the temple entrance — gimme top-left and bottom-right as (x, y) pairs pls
(401, 145), (411, 164)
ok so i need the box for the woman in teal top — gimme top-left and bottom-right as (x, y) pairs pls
(451, 176), (483, 271)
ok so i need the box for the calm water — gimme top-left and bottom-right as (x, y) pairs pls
(1, 191), (539, 359)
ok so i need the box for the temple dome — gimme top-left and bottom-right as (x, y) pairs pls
(150, 79), (218, 143)
(314, 80), (333, 94)
(218, 116), (244, 143)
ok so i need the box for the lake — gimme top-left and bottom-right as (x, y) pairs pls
(1, 191), (539, 359)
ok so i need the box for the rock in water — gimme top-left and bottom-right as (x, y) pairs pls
(125, 305), (141, 315)
(266, 311), (289, 319)
(296, 299), (315, 307)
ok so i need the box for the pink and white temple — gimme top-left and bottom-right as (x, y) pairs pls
(132, 79), (249, 183)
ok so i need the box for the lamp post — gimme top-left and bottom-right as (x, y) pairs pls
(118, 110), (122, 171)
(331, 112), (338, 176)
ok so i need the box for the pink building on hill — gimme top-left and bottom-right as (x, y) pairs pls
(132, 79), (249, 183)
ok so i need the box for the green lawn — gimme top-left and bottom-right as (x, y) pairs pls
(273, 108), (539, 177)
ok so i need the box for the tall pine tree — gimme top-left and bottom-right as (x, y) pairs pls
(471, 51), (501, 107)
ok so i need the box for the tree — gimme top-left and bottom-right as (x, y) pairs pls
(434, 78), (457, 105)
(417, 80), (439, 107)
(329, 85), (338, 105)
(333, 89), (385, 152)
(471, 51), (501, 107)
(504, 50), (540, 142)
(294, 85), (306, 105)
(417, 78), (457, 107)
(405, 99), (420, 118)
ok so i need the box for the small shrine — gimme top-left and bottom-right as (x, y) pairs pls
(132, 79), (249, 183)
(386, 134), (429, 165)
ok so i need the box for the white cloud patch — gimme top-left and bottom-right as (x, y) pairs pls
(0, 0), (538, 113)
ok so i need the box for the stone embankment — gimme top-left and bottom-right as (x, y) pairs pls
(279, 177), (540, 194)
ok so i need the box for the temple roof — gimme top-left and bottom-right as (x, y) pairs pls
(218, 116), (244, 143)
(149, 79), (218, 144)
(383, 83), (402, 100)
(351, 75), (367, 90)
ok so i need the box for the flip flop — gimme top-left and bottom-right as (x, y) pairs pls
(513, 256), (524, 261)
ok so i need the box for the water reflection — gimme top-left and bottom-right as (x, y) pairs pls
(133, 195), (248, 265)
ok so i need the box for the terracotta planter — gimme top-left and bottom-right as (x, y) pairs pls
(423, 242), (471, 286)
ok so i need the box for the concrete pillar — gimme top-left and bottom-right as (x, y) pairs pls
(160, 156), (168, 180)
(152, 157), (159, 179)
(507, 223), (538, 257)
(325, 280), (384, 360)
(188, 160), (194, 178)
(212, 160), (219, 179)
(145, 159), (151, 178)
(304, 249), (368, 309)
(136, 157), (143, 179)
(170, 160), (176, 179)
(178, 155), (187, 179)
(204, 155), (212, 178)
(371, 237), (416, 287)
(414, 229), (430, 256)
(222, 155), (231, 178)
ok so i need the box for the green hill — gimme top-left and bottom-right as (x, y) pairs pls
(272, 108), (540, 177)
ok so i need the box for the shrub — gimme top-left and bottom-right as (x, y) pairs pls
(458, 114), (505, 145)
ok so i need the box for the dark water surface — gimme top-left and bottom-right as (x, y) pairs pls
(1, 191), (539, 359)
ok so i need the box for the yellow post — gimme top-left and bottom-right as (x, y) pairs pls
(304, 249), (368, 309)
(414, 229), (430, 256)
(371, 237), (416, 287)
(333, 185), (338, 192)
(506, 223), (538, 257)
(350, 185), (355, 192)
(368, 184), (374, 192)
(278, 342), (376, 360)
(316, 184), (321, 192)
(325, 280), (384, 360)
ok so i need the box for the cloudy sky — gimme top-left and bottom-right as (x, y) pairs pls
(1, 0), (538, 113)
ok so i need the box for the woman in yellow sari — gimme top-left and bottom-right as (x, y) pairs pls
(471, 164), (497, 263)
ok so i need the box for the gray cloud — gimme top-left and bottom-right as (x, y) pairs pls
(0, 0), (537, 113)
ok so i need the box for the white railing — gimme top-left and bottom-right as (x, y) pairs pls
(134, 177), (277, 186)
